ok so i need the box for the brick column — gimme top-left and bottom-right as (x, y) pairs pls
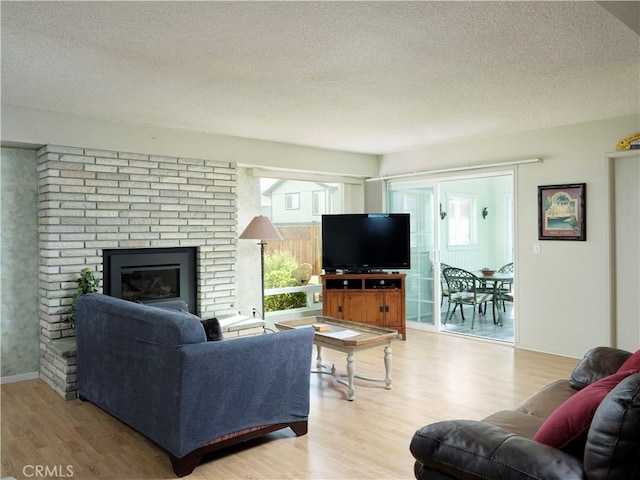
(37, 145), (237, 398)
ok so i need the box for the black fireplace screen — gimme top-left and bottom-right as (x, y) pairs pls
(121, 264), (180, 303)
(103, 247), (197, 313)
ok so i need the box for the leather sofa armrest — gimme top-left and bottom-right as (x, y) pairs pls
(410, 420), (585, 480)
(570, 346), (631, 390)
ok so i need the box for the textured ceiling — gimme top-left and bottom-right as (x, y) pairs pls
(1, 1), (639, 155)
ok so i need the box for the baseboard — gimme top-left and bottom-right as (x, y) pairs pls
(1, 371), (39, 384)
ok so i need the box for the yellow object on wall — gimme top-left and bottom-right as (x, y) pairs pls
(616, 132), (640, 150)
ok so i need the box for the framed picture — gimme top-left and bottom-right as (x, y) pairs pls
(538, 183), (586, 241)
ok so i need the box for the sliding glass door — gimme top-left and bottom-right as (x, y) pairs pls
(388, 183), (438, 327)
(388, 173), (515, 342)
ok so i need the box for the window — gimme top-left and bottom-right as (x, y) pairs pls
(312, 191), (326, 215)
(447, 195), (473, 246)
(258, 177), (345, 315)
(285, 193), (300, 210)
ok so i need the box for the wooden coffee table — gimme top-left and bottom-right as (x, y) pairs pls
(274, 316), (397, 401)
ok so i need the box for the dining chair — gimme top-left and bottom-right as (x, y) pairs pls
(442, 267), (494, 328)
(440, 263), (464, 320)
(497, 262), (514, 310)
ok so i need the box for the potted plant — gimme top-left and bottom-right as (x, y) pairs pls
(67, 267), (100, 328)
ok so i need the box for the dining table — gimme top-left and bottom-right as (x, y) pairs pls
(473, 271), (514, 326)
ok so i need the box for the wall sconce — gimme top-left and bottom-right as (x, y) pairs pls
(439, 203), (447, 220)
(482, 207), (488, 219)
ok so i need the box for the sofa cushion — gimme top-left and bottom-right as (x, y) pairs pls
(482, 410), (546, 439)
(514, 379), (577, 421)
(201, 317), (224, 342)
(570, 347), (631, 390)
(534, 370), (637, 449)
(411, 420), (585, 480)
(176, 309), (224, 342)
(616, 349), (640, 373)
(483, 380), (581, 448)
(583, 373), (640, 480)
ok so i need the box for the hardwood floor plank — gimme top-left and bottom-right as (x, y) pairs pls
(1, 330), (579, 479)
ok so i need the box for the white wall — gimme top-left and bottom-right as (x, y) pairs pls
(381, 115), (639, 358)
(1, 104), (379, 177)
(3, 104), (636, 358)
(236, 169), (263, 318)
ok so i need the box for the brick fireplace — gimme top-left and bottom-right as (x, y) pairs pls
(37, 145), (238, 399)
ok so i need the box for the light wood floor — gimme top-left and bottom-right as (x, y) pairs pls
(1, 330), (579, 480)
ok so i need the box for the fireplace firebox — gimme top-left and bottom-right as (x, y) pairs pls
(103, 247), (197, 313)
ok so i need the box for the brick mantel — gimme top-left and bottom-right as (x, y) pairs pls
(37, 145), (238, 398)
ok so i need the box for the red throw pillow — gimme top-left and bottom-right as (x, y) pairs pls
(533, 370), (636, 449)
(617, 349), (640, 373)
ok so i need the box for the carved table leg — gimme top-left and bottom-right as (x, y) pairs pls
(384, 343), (392, 390)
(346, 351), (355, 401)
(316, 344), (323, 369)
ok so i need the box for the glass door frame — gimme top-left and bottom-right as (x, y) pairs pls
(387, 178), (442, 332)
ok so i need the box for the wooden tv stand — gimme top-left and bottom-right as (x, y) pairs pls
(321, 273), (406, 340)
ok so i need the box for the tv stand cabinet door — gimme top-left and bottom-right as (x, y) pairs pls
(344, 292), (380, 324)
(382, 290), (405, 338)
(323, 290), (345, 319)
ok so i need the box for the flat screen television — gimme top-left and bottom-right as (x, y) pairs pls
(321, 213), (411, 273)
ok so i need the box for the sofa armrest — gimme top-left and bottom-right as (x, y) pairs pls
(570, 346), (631, 390)
(172, 327), (315, 458)
(410, 420), (584, 480)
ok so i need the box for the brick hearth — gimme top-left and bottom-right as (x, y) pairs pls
(37, 145), (238, 398)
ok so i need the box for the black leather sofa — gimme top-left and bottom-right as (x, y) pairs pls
(410, 346), (639, 480)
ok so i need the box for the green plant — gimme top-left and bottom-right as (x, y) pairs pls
(263, 250), (306, 312)
(264, 292), (307, 312)
(67, 268), (100, 328)
(264, 250), (299, 288)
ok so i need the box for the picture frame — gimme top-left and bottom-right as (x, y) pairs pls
(538, 183), (586, 241)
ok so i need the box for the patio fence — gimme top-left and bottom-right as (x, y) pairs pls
(264, 222), (322, 275)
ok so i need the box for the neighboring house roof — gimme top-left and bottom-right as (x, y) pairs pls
(262, 180), (336, 198)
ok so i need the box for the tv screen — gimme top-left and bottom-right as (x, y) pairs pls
(321, 213), (410, 273)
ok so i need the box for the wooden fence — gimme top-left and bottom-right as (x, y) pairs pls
(264, 222), (322, 275)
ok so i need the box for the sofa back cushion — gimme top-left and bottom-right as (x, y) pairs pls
(77, 294), (206, 346)
(570, 347), (632, 390)
(533, 371), (636, 450)
(584, 373), (640, 480)
(616, 349), (640, 373)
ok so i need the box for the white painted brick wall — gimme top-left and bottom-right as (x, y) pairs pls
(37, 144), (238, 399)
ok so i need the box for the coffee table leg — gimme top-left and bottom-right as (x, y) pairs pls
(384, 343), (392, 390)
(316, 344), (323, 369)
(346, 351), (355, 401)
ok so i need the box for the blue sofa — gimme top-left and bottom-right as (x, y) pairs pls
(75, 294), (315, 476)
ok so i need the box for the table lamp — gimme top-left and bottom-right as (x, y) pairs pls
(239, 215), (283, 319)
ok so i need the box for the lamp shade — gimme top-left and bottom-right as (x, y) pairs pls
(239, 215), (283, 240)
